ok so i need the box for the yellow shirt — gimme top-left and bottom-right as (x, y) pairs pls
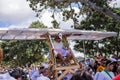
(97, 65), (105, 72)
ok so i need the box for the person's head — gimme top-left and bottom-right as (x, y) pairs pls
(100, 58), (107, 66)
(70, 73), (81, 80)
(41, 68), (50, 77)
(117, 66), (120, 73)
(10, 70), (21, 80)
(38, 66), (44, 74)
(70, 71), (93, 80)
(105, 60), (114, 71)
(117, 59), (120, 66)
(98, 53), (102, 57)
(86, 59), (91, 65)
(54, 36), (61, 42)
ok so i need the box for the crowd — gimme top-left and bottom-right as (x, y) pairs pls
(0, 53), (119, 80)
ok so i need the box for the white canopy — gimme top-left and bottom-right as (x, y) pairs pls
(0, 28), (117, 40)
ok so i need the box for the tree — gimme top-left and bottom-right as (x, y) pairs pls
(27, 0), (120, 57)
(0, 21), (49, 66)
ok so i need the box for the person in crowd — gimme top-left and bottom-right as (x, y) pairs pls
(112, 61), (118, 76)
(96, 58), (106, 72)
(37, 68), (50, 80)
(30, 66), (44, 80)
(0, 72), (16, 80)
(112, 74), (120, 80)
(70, 71), (93, 80)
(117, 66), (120, 74)
(10, 70), (21, 80)
(117, 59), (120, 66)
(53, 36), (72, 64)
(110, 54), (117, 62)
(95, 60), (115, 80)
(96, 53), (103, 63)
(86, 58), (91, 66)
(117, 59), (120, 74)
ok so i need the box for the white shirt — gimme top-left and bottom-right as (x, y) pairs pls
(97, 71), (114, 80)
(94, 72), (100, 80)
(0, 72), (15, 80)
(37, 74), (50, 80)
(31, 70), (41, 80)
(53, 41), (64, 49)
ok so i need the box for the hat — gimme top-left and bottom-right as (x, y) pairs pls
(110, 57), (117, 62)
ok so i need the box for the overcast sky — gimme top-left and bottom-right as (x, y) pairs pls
(0, 0), (120, 29)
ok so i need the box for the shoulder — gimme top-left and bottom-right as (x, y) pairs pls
(109, 72), (115, 77)
(37, 75), (50, 80)
(98, 71), (106, 77)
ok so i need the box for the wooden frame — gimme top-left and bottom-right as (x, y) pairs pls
(47, 33), (80, 80)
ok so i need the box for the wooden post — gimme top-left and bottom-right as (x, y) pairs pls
(0, 48), (3, 63)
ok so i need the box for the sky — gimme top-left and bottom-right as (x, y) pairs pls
(0, 0), (119, 29)
(0, 0), (76, 29)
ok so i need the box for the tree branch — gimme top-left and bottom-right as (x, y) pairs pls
(55, 0), (120, 22)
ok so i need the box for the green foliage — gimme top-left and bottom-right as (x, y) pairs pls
(74, 8), (120, 57)
(113, 8), (120, 15)
(29, 20), (47, 28)
(0, 21), (49, 66)
(1, 40), (48, 66)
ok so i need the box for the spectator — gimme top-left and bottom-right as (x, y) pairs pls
(95, 60), (115, 80)
(70, 71), (93, 80)
(0, 72), (16, 80)
(10, 70), (21, 80)
(110, 54), (117, 62)
(30, 66), (44, 80)
(96, 58), (106, 72)
(37, 68), (50, 80)
(112, 74), (120, 80)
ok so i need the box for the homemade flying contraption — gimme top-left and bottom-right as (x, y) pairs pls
(0, 28), (117, 80)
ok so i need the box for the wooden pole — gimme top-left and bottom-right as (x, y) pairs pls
(0, 48), (3, 63)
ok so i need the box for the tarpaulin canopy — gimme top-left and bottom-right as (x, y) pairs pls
(0, 28), (117, 40)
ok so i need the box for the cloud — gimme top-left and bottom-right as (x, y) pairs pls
(0, 0), (37, 28)
(109, 0), (120, 8)
(0, 0), (119, 29)
(116, 0), (120, 7)
(40, 10), (53, 27)
(0, 0), (85, 29)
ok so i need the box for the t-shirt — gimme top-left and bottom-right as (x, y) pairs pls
(31, 70), (41, 80)
(94, 72), (100, 80)
(97, 70), (114, 80)
(112, 74), (120, 80)
(0, 73), (15, 80)
(37, 74), (50, 80)
(53, 41), (64, 49)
